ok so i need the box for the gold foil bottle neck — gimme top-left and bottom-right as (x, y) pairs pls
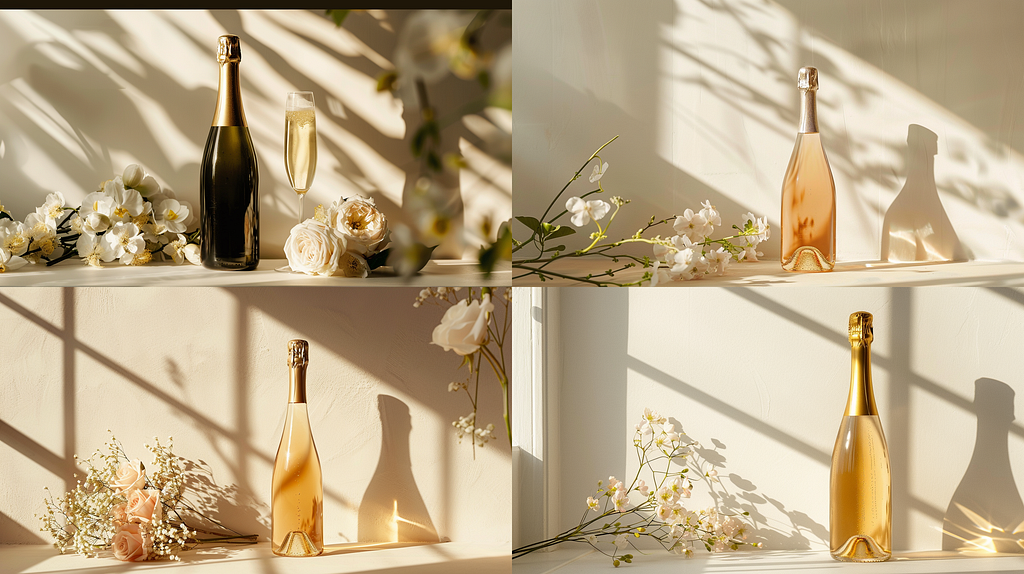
(798, 66), (818, 91)
(848, 311), (873, 345)
(288, 339), (309, 368)
(218, 35), (241, 63)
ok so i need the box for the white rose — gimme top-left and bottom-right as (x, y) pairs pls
(284, 220), (346, 276)
(337, 251), (369, 278)
(431, 294), (494, 355)
(326, 196), (388, 255)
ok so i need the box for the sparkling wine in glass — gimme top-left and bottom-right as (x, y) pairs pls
(285, 91), (317, 224)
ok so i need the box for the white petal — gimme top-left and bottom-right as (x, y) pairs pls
(570, 211), (590, 227)
(587, 200), (611, 221)
(565, 196), (585, 213)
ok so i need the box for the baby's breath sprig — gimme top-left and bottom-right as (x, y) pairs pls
(512, 408), (761, 567)
(38, 433), (256, 562)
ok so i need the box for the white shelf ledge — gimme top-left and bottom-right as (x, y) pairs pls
(512, 547), (1024, 573)
(512, 259), (1024, 287)
(1, 542), (510, 574)
(0, 259), (510, 287)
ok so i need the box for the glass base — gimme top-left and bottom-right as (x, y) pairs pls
(831, 535), (891, 562)
(782, 246), (834, 272)
(273, 530), (323, 557)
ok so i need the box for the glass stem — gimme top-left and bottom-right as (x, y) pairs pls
(298, 193), (304, 224)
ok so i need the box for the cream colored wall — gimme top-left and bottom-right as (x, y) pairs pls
(548, 287), (1024, 552)
(0, 287), (510, 546)
(0, 10), (511, 259)
(514, 0), (1024, 262)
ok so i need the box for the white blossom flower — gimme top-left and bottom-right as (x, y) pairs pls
(565, 197), (611, 227)
(154, 199), (191, 234)
(0, 247), (27, 272)
(102, 222), (146, 264)
(656, 486), (678, 505)
(636, 479), (650, 497)
(699, 200), (721, 228)
(613, 490), (629, 512)
(585, 534), (597, 544)
(183, 243), (201, 265)
(613, 533), (630, 549)
(708, 247), (731, 276)
(162, 234), (189, 264)
(104, 178), (149, 223)
(673, 208), (711, 242)
(589, 161), (609, 183)
(587, 496), (600, 511)
(0, 219), (29, 257)
(35, 191), (66, 221)
(76, 233), (110, 268)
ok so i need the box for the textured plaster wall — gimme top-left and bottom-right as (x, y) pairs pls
(514, 0), (1024, 262)
(548, 287), (1024, 552)
(0, 10), (511, 258)
(0, 287), (510, 546)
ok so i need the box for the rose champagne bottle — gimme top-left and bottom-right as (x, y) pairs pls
(781, 66), (836, 272)
(200, 34), (260, 270)
(830, 312), (891, 562)
(272, 339), (324, 557)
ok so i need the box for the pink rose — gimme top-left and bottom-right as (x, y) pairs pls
(126, 489), (162, 524)
(112, 523), (150, 562)
(110, 460), (145, 494)
(109, 503), (128, 526)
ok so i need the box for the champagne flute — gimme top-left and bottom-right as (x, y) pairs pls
(285, 91), (317, 224)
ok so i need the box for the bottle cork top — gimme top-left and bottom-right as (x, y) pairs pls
(217, 35), (241, 63)
(287, 339), (308, 368)
(797, 66), (818, 91)
(848, 311), (873, 344)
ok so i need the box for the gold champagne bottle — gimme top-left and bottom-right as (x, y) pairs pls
(830, 312), (891, 562)
(272, 340), (324, 557)
(781, 66), (836, 272)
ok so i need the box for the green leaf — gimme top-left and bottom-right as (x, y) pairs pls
(459, 354), (473, 370)
(325, 9), (351, 26)
(477, 70), (490, 89)
(515, 216), (541, 233)
(366, 248), (391, 270)
(376, 70), (398, 93)
(542, 245), (565, 253)
(478, 226), (512, 277)
(0, 210), (11, 221)
(425, 151), (442, 173)
(545, 226), (576, 240)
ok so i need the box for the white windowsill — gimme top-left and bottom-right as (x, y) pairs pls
(1, 542), (510, 574)
(0, 259), (511, 287)
(512, 546), (1024, 573)
(512, 259), (1024, 287)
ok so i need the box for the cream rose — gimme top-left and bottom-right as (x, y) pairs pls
(110, 503), (128, 526)
(112, 523), (149, 562)
(126, 488), (162, 524)
(432, 294), (494, 355)
(110, 460), (145, 494)
(284, 220), (346, 276)
(327, 196), (388, 255)
(337, 251), (370, 278)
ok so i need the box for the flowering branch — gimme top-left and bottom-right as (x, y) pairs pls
(417, 287), (510, 458)
(513, 408), (760, 567)
(512, 137), (771, 285)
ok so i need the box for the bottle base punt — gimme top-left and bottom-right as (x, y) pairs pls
(273, 531), (323, 557)
(202, 257), (258, 271)
(782, 246), (834, 272)
(831, 535), (891, 562)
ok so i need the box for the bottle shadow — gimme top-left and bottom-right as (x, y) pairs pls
(942, 378), (1024, 553)
(880, 124), (969, 263)
(357, 394), (439, 543)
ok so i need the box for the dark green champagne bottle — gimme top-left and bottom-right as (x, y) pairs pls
(200, 34), (259, 270)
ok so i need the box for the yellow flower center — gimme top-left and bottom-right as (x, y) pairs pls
(432, 217), (449, 236)
(93, 201), (100, 211)
(114, 207), (129, 218)
(167, 209), (178, 221)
